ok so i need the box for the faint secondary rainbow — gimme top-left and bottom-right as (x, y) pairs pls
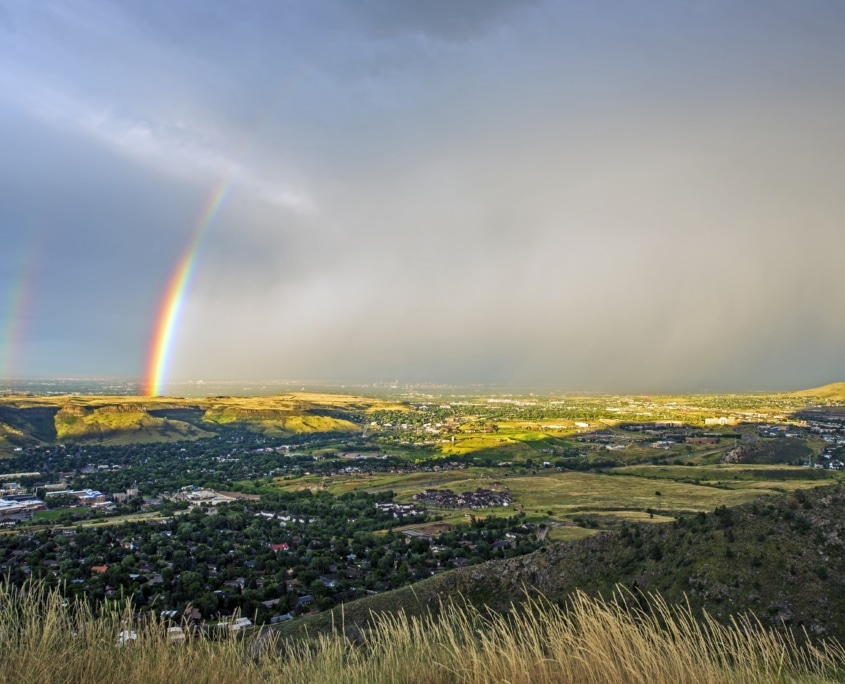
(1, 247), (37, 389)
(144, 179), (234, 396)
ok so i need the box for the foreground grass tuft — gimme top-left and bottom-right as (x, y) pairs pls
(1, 581), (843, 683)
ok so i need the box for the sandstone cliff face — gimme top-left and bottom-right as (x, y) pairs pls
(96, 403), (151, 414)
(56, 405), (87, 418)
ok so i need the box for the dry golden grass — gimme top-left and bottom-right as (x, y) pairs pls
(0, 392), (396, 413)
(1, 581), (843, 684)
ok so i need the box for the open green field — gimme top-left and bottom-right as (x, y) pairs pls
(273, 463), (842, 529)
(272, 468), (502, 496)
(486, 470), (787, 517)
(32, 509), (67, 521)
(434, 420), (743, 465)
(614, 463), (838, 485)
(545, 525), (601, 542)
(440, 424), (576, 459)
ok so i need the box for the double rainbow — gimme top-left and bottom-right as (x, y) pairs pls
(144, 180), (233, 397)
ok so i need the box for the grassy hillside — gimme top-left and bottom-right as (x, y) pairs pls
(2, 581), (844, 684)
(721, 439), (813, 465)
(0, 406), (58, 442)
(201, 404), (360, 436)
(794, 382), (845, 400)
(0, 393), (380, 446)
(0, 406), (59, 456)
(280, 483), (845, 643)
(439, 427), (575, 459)
(53, 404), (213, 444)
(0, 422), (29, 456)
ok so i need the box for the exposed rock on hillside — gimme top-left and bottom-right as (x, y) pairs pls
(722, 440), (811, 465)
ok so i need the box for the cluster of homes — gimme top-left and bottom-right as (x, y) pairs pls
(414, 487), (513, 509)
(120, 611), (255, 646)
(374, 501), (426, 518)
(580, 423), (725, 452)
(757, 425), (801, 438)
(804, 415), (845, 469)
(254, 510), (317, 525)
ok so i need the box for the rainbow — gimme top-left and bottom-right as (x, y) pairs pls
(1, 247), (36, 388)
(144, 179), (233, 397)
(144, 68), (311, 397)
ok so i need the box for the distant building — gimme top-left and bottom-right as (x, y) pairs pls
(705, 417), (738, 426)
(117, 630), (137, 647)
(655, 421), (684, 428)
(45, 489), (106, 505)
(0, 496), (46, 520)
(230, 617), (253, 632)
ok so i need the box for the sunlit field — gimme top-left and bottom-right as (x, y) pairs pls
(271, 465), (841, 529)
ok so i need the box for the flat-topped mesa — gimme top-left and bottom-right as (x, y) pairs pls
(52, 402), (199, 443)
(204, 407), (298, 421)
(56, 403), (150, 420)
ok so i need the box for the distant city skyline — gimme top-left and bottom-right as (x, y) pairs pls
(2, 1), (844, 393)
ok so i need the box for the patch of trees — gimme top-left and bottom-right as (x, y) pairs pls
(0, 491), (540, 624)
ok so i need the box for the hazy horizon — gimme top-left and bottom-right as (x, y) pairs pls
(1, 375), (841, 398)
(2, 1), (845, 393)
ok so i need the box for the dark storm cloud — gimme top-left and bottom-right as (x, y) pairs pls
(1, 0), (844, 391)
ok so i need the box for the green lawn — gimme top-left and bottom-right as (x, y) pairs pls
(546, 526), (600, 542)
(33, 509), (67, 521)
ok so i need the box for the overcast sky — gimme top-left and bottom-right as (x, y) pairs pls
(1, 0), (844, 393)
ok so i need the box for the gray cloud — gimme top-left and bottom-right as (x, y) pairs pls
(1, 0), (844, 391)
(336, 0), (542, 40)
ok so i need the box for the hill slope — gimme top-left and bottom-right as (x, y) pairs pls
(53, 404), (212, 443)
(0, 393), (374, 450)
(794, 382), (845, 400)
(282, 483), (845, 642)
